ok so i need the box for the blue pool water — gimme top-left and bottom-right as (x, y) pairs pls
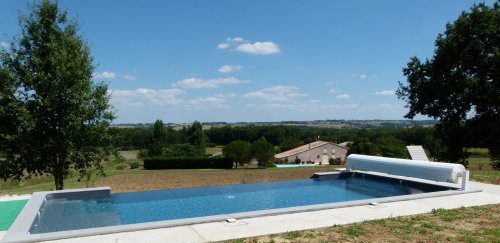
(31, 174), (452, 234)
(275, 164), (315, 168)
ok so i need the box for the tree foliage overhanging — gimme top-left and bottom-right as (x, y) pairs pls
(0, 0), (115, 189)
(397, 3), (499, 168)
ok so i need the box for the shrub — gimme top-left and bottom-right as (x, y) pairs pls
(137, 149), (149, 158)
(129, 160), (141, 169)
(295, 157), (301, 164)
(265, 160), (277, 168)
(144, 157), (233, 170)
(116, 164), (129, 170)
(329, 158), (343, 165)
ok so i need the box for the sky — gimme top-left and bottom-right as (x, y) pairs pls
(0, 0), (495, 123)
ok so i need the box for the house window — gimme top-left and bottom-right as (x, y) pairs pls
(317, 155), (320, 159)
(332, 149), (336, 154)
(323, 148), (327, 154)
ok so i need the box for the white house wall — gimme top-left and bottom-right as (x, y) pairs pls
(281, 144), (348, 164)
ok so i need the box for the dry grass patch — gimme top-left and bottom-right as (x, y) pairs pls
(86, 166), (336, 193)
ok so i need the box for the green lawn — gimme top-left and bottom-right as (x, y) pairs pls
(232, 205), (500, 243)
(471, 170), (500, 184)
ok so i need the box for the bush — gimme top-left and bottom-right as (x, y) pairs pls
(144, 157), (233, 170)
(137, 149), (149, 158)
(129, 160), (141, 169)
(329, 158), (343, 165)
(491, 160), (500, 170)
(294, 157), (301, 164)
(116, 164), (129, 170)
(265, 160), (277, 168)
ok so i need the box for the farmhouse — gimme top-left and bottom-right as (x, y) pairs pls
(274, 141), (348, 165)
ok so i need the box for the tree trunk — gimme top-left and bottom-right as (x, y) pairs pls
(54, 170), (64, 190)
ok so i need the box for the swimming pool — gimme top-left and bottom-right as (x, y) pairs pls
(3, 154), (475, 243)
(29, 172), (453, 234)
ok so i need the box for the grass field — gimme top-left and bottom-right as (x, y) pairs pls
(228, 204), (500, 243)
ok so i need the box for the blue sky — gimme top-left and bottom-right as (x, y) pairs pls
(1, 1), (494, 123)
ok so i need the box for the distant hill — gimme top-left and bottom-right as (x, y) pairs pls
(111, 120), (438, 130)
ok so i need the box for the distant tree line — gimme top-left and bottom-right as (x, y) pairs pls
(108, 123), (457, 161)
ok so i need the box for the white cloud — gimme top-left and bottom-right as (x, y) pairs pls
(309, 99), (322, 104)
(264, 103), (300, 109)
(352, 73), (376, 80)
(227, 36), (245, 42)
(242, 85), (307, 102)
(245, 103), (257, 108)
(217, 37), (281, 55)
(376, 104), (398, 108)
(0, 42), (8, 48)
(336, 94), (350, 99)
(110, 88), (184, 107)
(174, 77), (251, 89)
(218, 65), (242, 73)
(235, 41), (281, 55)
(122, 74), (137, 81)
(93, 71), (116, 79)
(216, 43), (229, 49)
(320, 104), (359, 109)
(374, 90), (394, 96)
(186, 97), (229, 109)
(328, 89), (338, 94)
(215, 93), (237, 98)
(217, 37), (245, 50)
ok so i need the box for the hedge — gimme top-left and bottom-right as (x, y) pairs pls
(143, 157), (233, 170)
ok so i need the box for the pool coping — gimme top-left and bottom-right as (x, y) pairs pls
(1, 173), (481, 243)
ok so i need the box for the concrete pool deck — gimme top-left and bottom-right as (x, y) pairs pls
(1, 181), (498, 243)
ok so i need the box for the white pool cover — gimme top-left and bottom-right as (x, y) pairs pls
(346, 154), (466, 183)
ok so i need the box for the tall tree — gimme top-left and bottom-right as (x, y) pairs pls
(252, 137), (275, 168)
(397, 3), (499, 167)
(187, 121), (205, 155)
(147, 119), (167, 156)
(223, 140), (251, 169)
(0, 0), (115, 189)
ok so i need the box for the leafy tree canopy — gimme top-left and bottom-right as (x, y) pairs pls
(187, 120), (206, 154)
(147, 119), (167, 156)
(222, 140), (251, 168)
(251, 137), (275, 168)
(397, 3), (499, 167)
(0, 0), (114, 189)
